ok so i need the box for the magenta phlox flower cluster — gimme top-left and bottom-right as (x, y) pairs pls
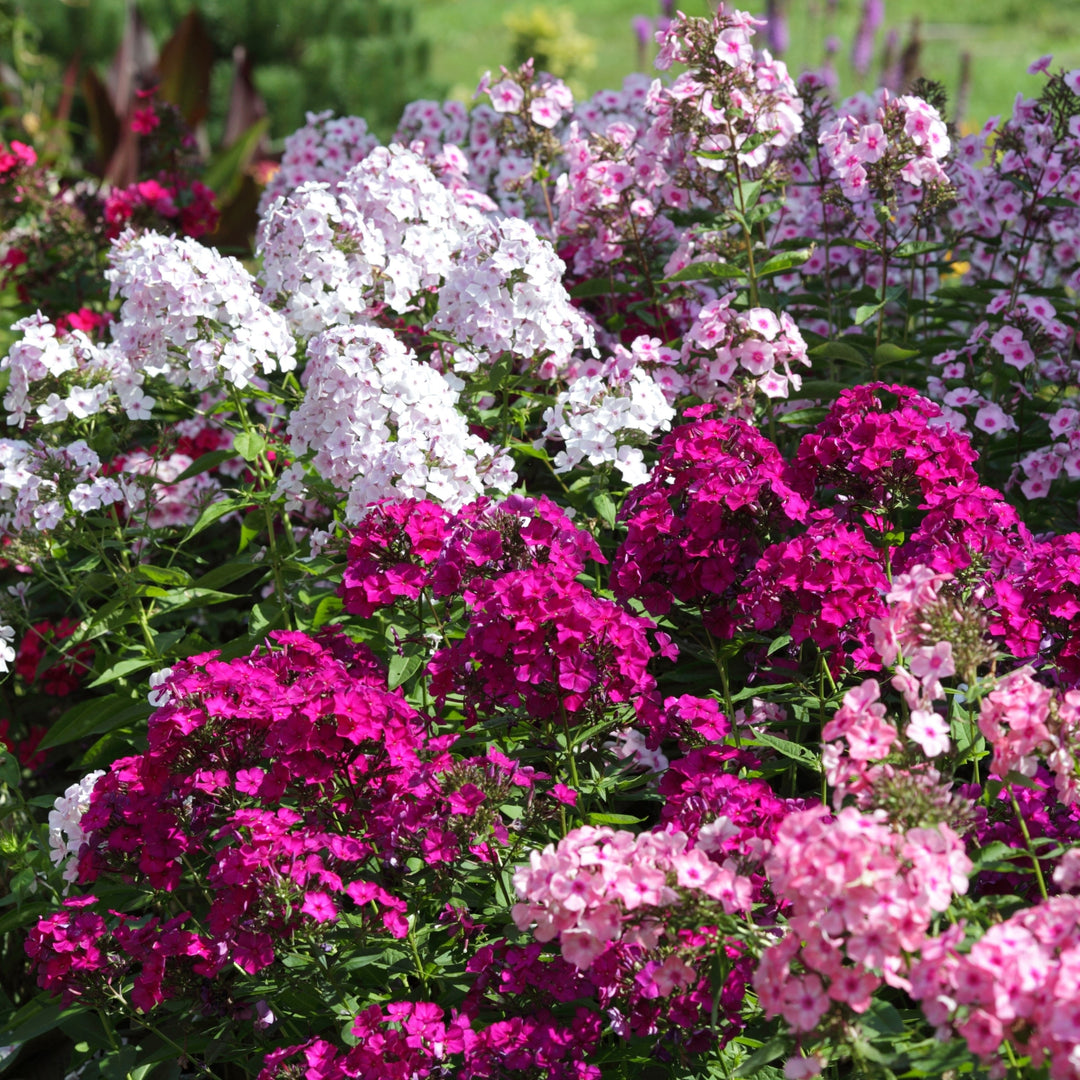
(911, 895), (1080, 1079)
(970, 766), (1080, 900)
(258, 998), (605, 1080)
(793, 384), (979, 512)
(339, 493), (602, 618)
(612, 413), (812, 637)
(756, 805), (970, 1070)
(427, 563), (669, 730)
(680, 292), (811, 405)
(39, 631), (474, 1001)
(25, 896), (213, 1012)
(512, 824), (751, 971)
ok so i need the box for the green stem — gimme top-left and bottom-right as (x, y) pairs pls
(1008, 785), (1049, 901)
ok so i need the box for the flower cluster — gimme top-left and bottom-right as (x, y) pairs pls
(912, 895), (1080, 1079)
(756, 806), (970, 1069)
(680, 292), (811, 405)
(512, 825), (751, 970)
(279, 325), (515, 521)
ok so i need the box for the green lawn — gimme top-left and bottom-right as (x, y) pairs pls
(415, 0), (1080, 128)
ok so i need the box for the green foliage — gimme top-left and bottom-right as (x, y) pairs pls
(7, 0), (440, 141)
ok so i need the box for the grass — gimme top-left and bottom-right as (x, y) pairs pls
(414, 0), (1080, 128)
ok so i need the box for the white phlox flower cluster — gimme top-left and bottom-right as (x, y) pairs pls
(0, 438), (123, 534)
(540, 365), (674, 486)
(430, 216), (596, 379)
(2, 313), (153, 428)
(0, 623), (14, 675)
(258, 144), (489, 336)
(107, 230), (297, 391)
(280, 325), (516, 522)
(48, 770), (106, 885)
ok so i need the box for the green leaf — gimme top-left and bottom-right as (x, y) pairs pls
(233, 431), (267, 462)
(766, 633), (792, 656)
(310, 595), (343, 629)
(892, 240), (949, 258)
(734, 1037), (787, 1077)
(172, 449), (236, 483)
(593, 492), (617, 530)
(135, 564), (193, 588)
(388, 651), (424, 690)
(204, 117), (271, 205)
(0, 903), (51, 935)
(874, 342), (920, 365)
(663, 261), (746, 283)
(808, 341), (867, 366)
(757, 247), (814, 277)
(88, 657), (158, 688)
(39, 695), (152, 751)
(749, 731), (822, 772)
(586, 813), (645, 826)
(569, 278), (638, 299)
(184, 498), (240, 541)
(778, 406), (829, 425)
(192, 559), (262, 591)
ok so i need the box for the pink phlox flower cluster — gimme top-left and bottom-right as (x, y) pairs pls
(429, 215), (595, 378)
(650, 9), (803, 175)
(553, 114), (675, 280)
(757, 805), (970, 1053)
(512, 824), (751, 970)
(681, 292), (811, 404)
(257, 110), (380, 213)
(279, 325), (515, 522)
(106, 230), (296, 392)
(820, 91), (950, 202)
(481, 63), (574, 131)
(979, 667), (1054, 779)
(910, 895), (1080, 1080)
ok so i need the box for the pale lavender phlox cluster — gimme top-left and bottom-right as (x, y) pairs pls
(278, 325), (515, 523)
(430, 216), (595, 378)
(257, 110), (380, 214)
(258, 144), (489, 335)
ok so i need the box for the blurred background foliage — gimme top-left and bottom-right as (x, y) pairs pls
(2, 0), (438, 144)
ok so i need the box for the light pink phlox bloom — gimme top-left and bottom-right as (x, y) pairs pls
(489, 79), (524, 114)
(978, 667), (1054, 777)
(906, 709), (951, 757)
